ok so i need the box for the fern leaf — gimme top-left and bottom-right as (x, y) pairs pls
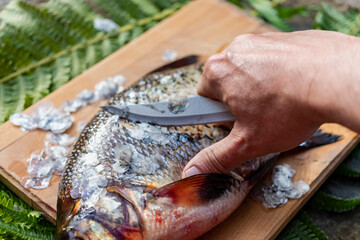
(337, 148), (360, 177)
(314, 3), (360, 36)
(277, 211), (328, 240)
(149, 0), (173, 9)
(311, 177), (360, 212)
(0, 1), (188, 124)
(245, 0), (292, 32)
(0, 219), (54, 240)
(90, 0), (135, 25)
(69, 50), (86, 79)
(42, 1), (99, 39)
(0, 1), (77, 49)
(311, 191), (360, 212)
(132, 0), (161, 16)
(0, 24), (48, 59)
(49, 56), (71, 91)
(278, 212), (327, 240)
(0, 67), (51, 122)
(50, 0), (98, 21)
(84, 44), (101, 69)
(0, 183), (55, 239)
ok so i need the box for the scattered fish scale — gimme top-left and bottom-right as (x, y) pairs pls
(162, 49), (178, 62)
(93, 18), (120, 33)
(14, 75), (127, 191)
(253, 164), (310, 208)
(10, 74), (126, 133)
(21, 133), (75, 190)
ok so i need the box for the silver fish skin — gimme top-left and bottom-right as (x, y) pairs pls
(56, 58), (276, 240)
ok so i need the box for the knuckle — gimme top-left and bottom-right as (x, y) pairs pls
(233, 33), (263, 50)
(228, 130), (257, 160)
(202, 148), (230, 173)
(202, 54), (224, 85)
(205, 54), (222, 75)
(234, 33), (256, 43)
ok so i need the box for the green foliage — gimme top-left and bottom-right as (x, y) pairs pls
(311, 191), (360, 212)
(337, 147), (360, 177)
(0, 0), (188, 124)
(245, 0), (292, 31)
(228, 0), (293, 31)
(277, 211), (328, 240)
(310, 146), (360, 212)
(277, 6), (307, 19)
(314, 3), (360, 36)
(0, 183), (55, 240)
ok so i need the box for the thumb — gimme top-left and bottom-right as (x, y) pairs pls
(182, 131), (248, 178)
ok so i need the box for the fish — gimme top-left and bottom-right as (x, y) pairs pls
(56, 56), (339, 240)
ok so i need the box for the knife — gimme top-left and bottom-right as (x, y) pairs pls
(100, 95), (235, 126)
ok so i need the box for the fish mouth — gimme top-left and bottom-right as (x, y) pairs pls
(56, 188), (143, 240)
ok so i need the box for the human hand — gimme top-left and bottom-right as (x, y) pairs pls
(183, 30), (360, 177)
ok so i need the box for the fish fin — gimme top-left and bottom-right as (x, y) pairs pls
(56, 196), (81, 237)
(152, 174), (233, 206)
(300, 129), (341, 148)
(149, 55), (200, 73)
(247, 155), (278, 187)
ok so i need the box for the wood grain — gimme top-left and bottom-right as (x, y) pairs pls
(0, 0), (357, 239)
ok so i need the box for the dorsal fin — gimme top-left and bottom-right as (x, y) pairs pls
(152, 174), (233, 206)
(149, 55), (200, 74)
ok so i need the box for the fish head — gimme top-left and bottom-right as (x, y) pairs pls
(56, 188), (143, 240)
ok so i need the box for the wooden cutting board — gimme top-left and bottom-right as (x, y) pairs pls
(0, 0), (358, 239)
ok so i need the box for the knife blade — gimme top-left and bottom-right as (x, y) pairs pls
(100, 96), (235, 126)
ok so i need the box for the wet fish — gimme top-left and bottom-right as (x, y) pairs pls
(56, 56), (338, 240)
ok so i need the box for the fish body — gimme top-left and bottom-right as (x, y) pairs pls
(56, 57), (335, 239)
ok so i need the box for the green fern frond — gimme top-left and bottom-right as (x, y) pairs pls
(49, 56), (71, 91)
(43, 0), (101, 22)
(132, 0), (161, 16)
(0, 219), (54, 240)
(277, 211), (328, 240)
(0, 66), (51, 123)
(0, 24), (48, 60)
(0, 183), (55, 239)
(148, 0), (174, 9)
(0, 1), (187, 124)
(42, 1), (99, 39)
(90, 0), (135, 25)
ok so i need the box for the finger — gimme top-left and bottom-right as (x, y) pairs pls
(197, 52), (227, 100)
(182, 130), (248, 178)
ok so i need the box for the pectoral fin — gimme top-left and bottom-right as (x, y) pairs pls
(152, 174), (233, 206)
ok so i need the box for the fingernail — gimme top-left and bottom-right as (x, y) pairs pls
(184, 166), (201, 178)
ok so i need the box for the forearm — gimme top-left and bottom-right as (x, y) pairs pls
(293, 32), (360, 132)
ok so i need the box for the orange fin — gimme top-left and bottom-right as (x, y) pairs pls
(152, 174), (233, 206)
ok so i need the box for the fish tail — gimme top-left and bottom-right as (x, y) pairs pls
(300, 129), (341, 148)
